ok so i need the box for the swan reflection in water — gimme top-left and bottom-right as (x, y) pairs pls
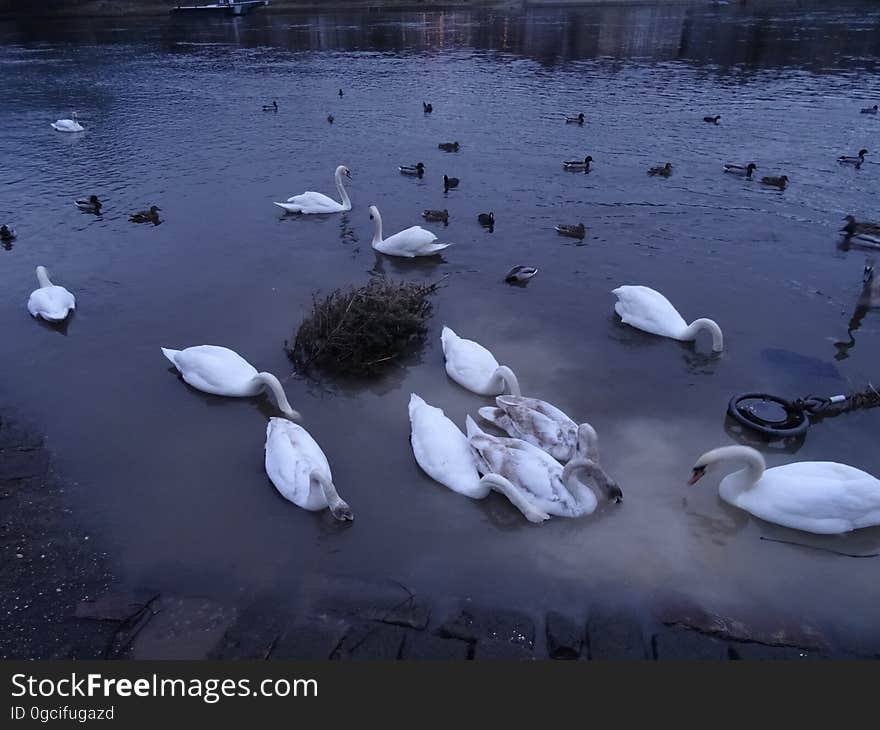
(834, 258), (879, 361)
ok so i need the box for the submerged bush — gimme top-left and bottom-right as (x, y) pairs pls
(288, 277), (440, 377)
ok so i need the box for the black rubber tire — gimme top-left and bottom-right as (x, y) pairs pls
(727, 392), (810, 438)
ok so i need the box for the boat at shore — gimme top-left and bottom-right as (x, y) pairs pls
(172, 1), (269, 16)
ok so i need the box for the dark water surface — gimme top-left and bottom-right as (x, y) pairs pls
(3, 2), (880, 646)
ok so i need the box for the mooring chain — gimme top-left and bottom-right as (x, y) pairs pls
(796, 384), (880, 418)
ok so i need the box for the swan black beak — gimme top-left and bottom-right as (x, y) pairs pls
(688, 466), (707, 486)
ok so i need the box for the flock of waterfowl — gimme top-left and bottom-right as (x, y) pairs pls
(11, 96), (880, 538)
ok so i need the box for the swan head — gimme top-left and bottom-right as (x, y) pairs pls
(336, 165), (351, 179)
(330, 499), (354, 522)
(368, 205), (379, 222)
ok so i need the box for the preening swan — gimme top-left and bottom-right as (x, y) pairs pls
(408, 394), (485, 498)
(688, 445), (880, 534)
(51, 112), (83, 133)
(467, 417), (621, 523)
(161, 345), (300, 419)
(265, 418), (353, 521)
(479, 395), (600, 463)
(369, 205), (451, 257)
(441, 326), (520, 397)
(27, 266), (75, 322)
(612, 285), (724, 352)
(274, 165), (352, 214)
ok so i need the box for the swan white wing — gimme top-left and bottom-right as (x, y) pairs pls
(443, 333), (502, 394)
(612, 285), (689, 339)
(265, 419), (330, 510)
(282, 191), (344, 213)
(496, 397), (576, 461)
(27, 286), (75, 321)
(170, 345), (258, 396)
(376, 226), (447, 257)
(51, 120), (83, 132)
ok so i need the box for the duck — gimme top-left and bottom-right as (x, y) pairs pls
(129, 205), (161, 224)
(839, 148), (868, 166)
(275, 165), (352, 214)
(555, 223), (585, 239)
(75, 194), (102, 213)
(466, 417), (622, 523)
(688, 445), (880, 535)
(760, 175), (788, 188)
(478, 212), (494, 227)
(841, 214), (880, 239)
(399, 162), (425, 177)
(265, 418), (353, 521)
(262, 100), (278, 111)
(161, 345), (300, 419)
(723, 162), (757, 178)
(369, 205), (450, 258)
(423, 101), (433, 113)
(51, 112), (83, 133)
(422, 209), (449, 223)
(438, 141), (460, 152)
(0, 224), (16, 241)
(27, 266), (75, 322)
(327, 114), (334, 124)
(648, 162), (673, 177)
(408, 394), (486, 498)
(563, 156), (592, 171)
(703, 115), (721, 124)
(565, 113), (585, 125)
(504, 265), (538, 284)
(861, 105), (878, 114)
(338, 89), (344, 97)
(441, 326), (520, 396)
(443, 175), (460, 191)
(612, 284), (724, 351)
(479, 395), (600, 464)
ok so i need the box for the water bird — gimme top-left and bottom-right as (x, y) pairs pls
(688, 445), (880, 534)
(760, 175), (788, 188)
(265, 418), (353, 521)
(399, 162), (425, 177)
(75, 194), (102, 213)
(51, 112), (83, 133)
(839, 148), (868, 166)
(262, 100), (277, 111)
(723, 162), (757, 178)
(504, 265), (538, 284)
(129, 205), (161, 224)
(327, 114), (334, 124)
(478, 212), (494, 227)
(338, 89), (343, 97)
(443, 174), (459, 191)
(0, 224), (16, 241)
(422, 209), (448, 223)
(275, 165), (352, 214)
(563, 156), (592, 171)
(648, 162), (673, 177)
(438, 141), (460, 152)
(369, 205), (450, 258)
(612, 285), (724, 351)
(161, 345), (300, 419)
(860, 105), (877, 114)
(27, 266), (75, 322)
(841, 215), (880, 239)
(555, 223), (585, 239)
(565, 113), (585, 125)
(441, 326), (520, 396)
(703, 115), (721, 123)
(423, 101), (433, 113)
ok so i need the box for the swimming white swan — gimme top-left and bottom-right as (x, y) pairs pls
(264, 418), (353, 521)
(408, 394), (486, 498)
(27, 266), (76, 322)
(369, 205), (451, 257)
(274, 165), (352, 214)
(479, 396), (599, 463)
(689, 445), (880, 534)
(441, 326), (520, 396)
(161, 345), (300, 419)
(612, 285), (724, 352)
(51, 112), (83, 133)
(467, 417), (621, 523)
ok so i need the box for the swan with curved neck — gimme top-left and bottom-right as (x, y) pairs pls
(612, 285), (723, 351)
(265, 418), (353, 521)
(161, 345), (300, 419)
(274, 165), (351, 214)
(441, 326), (520, 396)
(689, 444), (880, 534)
(51, 112), (83, 133)
(27, 266), (76, 322)
(369, 205), (451, 257)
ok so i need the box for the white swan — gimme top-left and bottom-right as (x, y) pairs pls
(264, 418), (353, 521)
(441, 326), (520, 396)
(479, 396), (598, 463)
(27, 266), (75, 322)
(161, 345), (300, 419)
(612, 285), (723, 352)
(274, 165), (352, 214)
(467, 417), (622, 523)
(369, 205), (451, 257)
(689, 445), (880, 534)
(408, 394), (487, 498)
(51, 112), (84, 133)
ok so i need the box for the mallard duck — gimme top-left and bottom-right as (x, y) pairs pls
(723, 163), (757, 178)
(327, 114), (334, 124)
(648, 162), (673, 177)
(504, 265), (538, 284)
(262, 100), (278, 111)
(565, 113), (585, 125)
(75, 194), (102, 213)
(563, 155), (592, 171)
(438, 141), (460, 152)
(443, 174), (459, 191)
(860, 105), (877, 114)
(839, 148), (868, 165)
(399, 162), (425, 176)
(760, 175), (788, 189)
(841, 215), (880, 238)
(0, 224), (16, 241)
(478, 212), (494, 227)
(422, 209), (449, 223)
(703, 115), (721, 124)
(555, 223), (586, 239)
(423, 101), (433, 113)
(129, 205), (161, 224)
